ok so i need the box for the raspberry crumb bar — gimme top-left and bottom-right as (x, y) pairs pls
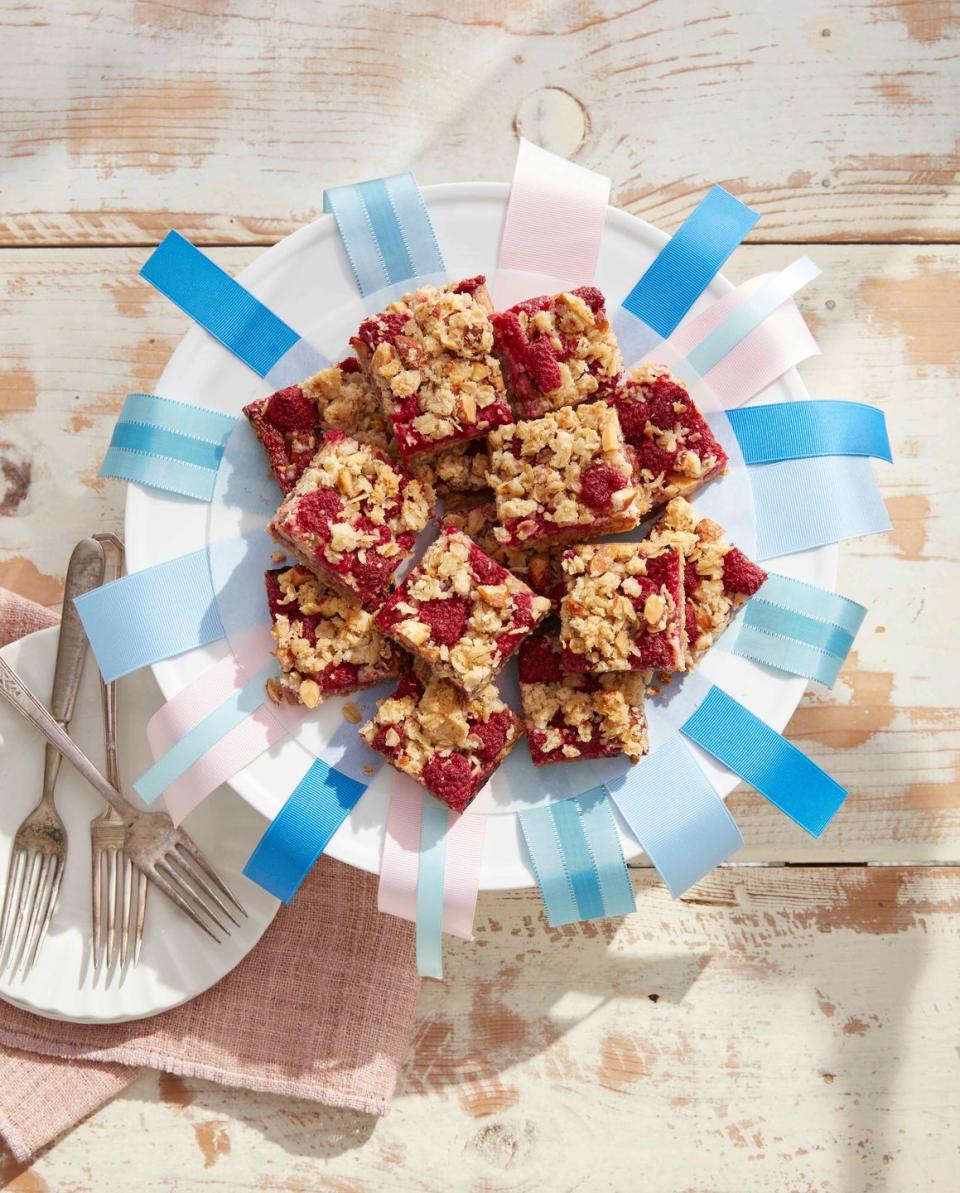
(612, 364), (728, 510)
(487, 400), (645, 550)
(351, 276), (513, 462)
(518, 631), (649, 765)
(491, 286), (623, 419)
(243, 358), (391, 492)
(375, 528), (552, 694)
(646, 497), (767, 667)
(268, 430), (434, 612)
(560, 542), (686, 674)
(440, 502), (564, 611)
(265, 566), (404, 708)
(359, 669), (524, 814)
(411, 439), (491, 498)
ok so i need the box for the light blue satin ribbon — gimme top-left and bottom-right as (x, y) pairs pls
(727, 572), (867, 687)
(621, 186), (760, 340)
(99, 393), (237, 501)
(686, 256), (821, 376)
(750, 456), (892, 560)
(730, 400), (891, 465)
(140, 231), (328, 384)
(519, 787), (636, 926)
(681, 686), (847, 838)
(416, 796), (449, 979)
(324, 173), (445, 296)
(132, 665), (273, 803)
(74, 548), (225, 682)
(606, 737), (744, 897)
(243, 759), (368, 902)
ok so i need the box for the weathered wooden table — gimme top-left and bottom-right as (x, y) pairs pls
(1, 2), (957, 1188)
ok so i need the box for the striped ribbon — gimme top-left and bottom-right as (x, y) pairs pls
(323, 173), (446, 295)
(518, 786), (636, 927)
(681, 686), (847, 838)
(726, 572), (866, 688)
(140, 230), (328, 386)
(730, 400), (892, 465)
(99, 393), (237, 501)
(416, 796), (450, 979)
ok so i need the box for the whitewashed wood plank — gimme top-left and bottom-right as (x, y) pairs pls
(0, 242), (955, 859)
(6, 868), (957, 1191)
(0, 1), (957, 245)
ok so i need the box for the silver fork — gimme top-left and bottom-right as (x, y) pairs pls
(0, 538), (107, 975)
(89, 534), (148, 972)
(0, 657), (247, 943)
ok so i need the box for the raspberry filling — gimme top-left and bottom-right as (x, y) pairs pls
(264, 386), (317, 432)
(721, 547), (767, 596)
(320, 662), (362, 692)
(293, 489), (343, 535)
(470, 710), (514, 763)
(422, 753), (476, 814)
(356, 310), (408, 350)
(468, 543), (507, 586)
(518, 634), (563, 684)
(418, 597), (469, 647)
(579, 464), (628, 511)
(524, 338), (564, 393)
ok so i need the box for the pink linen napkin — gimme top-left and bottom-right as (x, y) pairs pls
(0, 589), (419, 1161)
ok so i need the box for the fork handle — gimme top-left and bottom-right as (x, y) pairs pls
(41, 538), (107, 801)
(0, 656), (132, 823)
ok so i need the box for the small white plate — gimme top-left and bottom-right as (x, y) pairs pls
(125, 182), (835, 890)
(0, 628), (278, 1023)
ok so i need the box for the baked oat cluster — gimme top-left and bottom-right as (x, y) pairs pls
(246, 279), (767, 805)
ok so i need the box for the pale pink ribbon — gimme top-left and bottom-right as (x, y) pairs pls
(667, 274), (820, 407)
(378, 788), (486, 940)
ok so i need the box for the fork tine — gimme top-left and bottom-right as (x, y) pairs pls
(119, 856), (133, 970)
(9, 852), (43, 973)
(174, 835), (247, 918)
(16, 853), (52, 974)
(147, 865), (222, 943)
(155, 859), (229, 936)
(106, 848), (118, 971)
(0, 850), (27, 966)
(92, 848), (103, 971)
(23, 855), (64, 975)
(134, 869), (147, 965)
(171, 846), (241, 928)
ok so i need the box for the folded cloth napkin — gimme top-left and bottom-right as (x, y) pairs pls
(0, 589), (419, 1161)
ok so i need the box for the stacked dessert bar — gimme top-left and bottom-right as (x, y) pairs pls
(245, 277), (767, 813)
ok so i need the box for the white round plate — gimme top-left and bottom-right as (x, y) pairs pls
(0, 628), (278, 1023)
(126, 182), (835, 890)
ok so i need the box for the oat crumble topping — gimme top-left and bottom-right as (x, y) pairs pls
(487, 401), (646, 549)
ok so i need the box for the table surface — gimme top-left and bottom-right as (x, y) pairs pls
(1, 1), (957, 1189)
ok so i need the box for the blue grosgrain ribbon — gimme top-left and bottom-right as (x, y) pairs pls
(727, 572), (867, 687)
(615, 186), (760, 363)
(729, 401), (892, 465)
(416, 796), (450, 979)
(519, 787), (636, 926)
(324, 174), (446, 296)
(99, 393), (237, 501)
(140, 231), (328, 384)
(73, 548), (225, 682)
(243, 759), (368, 902)
(681, 686), (847, 838)
(606, 737), (744, 898)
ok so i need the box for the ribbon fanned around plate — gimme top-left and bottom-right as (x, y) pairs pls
(518, 787), (636, 927)
(726, 572), (867, 688)
(730, 400), (892, 465)
(98, 393), (237, 501)
(681, 686), (847, 838)
(323, 172), (445, 295)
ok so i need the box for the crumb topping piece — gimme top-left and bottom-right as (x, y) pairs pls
(352, 278), (513, 460)
(487, 401), (646, 549)
(411, 438), (491, 496)
(243, 357), (391, 492)
(518, 632), (649, 764)
(612, 364), (728, 509)
(491, 287), (623, 420)
(645, 496), (767, 666)
(560, 541), (687, 674)
(359, 669), (524, 814)
(268, 430), (435, 610)
(376, 528), (552, 694)
(264, 566), (403, 707)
